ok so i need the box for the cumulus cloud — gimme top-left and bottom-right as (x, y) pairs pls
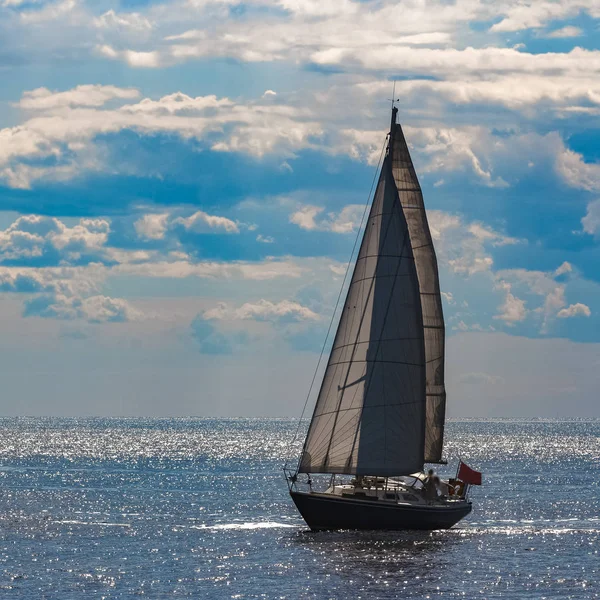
(311, 45), (600, 79)
(256, 234), (275, 244)
(23, 293), (140, 323)
(543, 26), (583, 38)
(4, 0), (600, 129)
(0, 260), (140, 324)
(97, 46), (161, 68)
(2, 78), (600, 192)
(428, 210), (521, 276)
(0, 87), (323, 188)
(133, 209), (245, 244)
(0, 213), (329, 326)
(494, 281), (527, 324)
(203, 299), (319, 322)
(62, 0), (600, 88)
(495, 263), (591, 333)
(112, 257), (309, 281)
(441, 291), (454, 304)
(426, 210), (592, 334)
(557, 303), (591, 318)
(582, 199), (600, 235)
(18, 0), (80, 24)
(556, 148), (600, 192)
(93, 9), (152, 31)
(555, 261), (573, 277)
(0, 215), (110, 265)
(290, 204), (364, 233)
(134, 213), (170, 240)
(173, 210), (239, 234)
(489, 2), (597, 33)
(19, 85), (140, 110)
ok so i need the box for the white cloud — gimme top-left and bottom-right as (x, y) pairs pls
(0, 259), (141, 325)
(427, 211), (592, 334)
(112, 257), (309, 281)
(0, 88), (323, 188)
(277, 0), (359, 18)
(4, 1), (600, 127)
(311, 45), (600, 78)
(290, 204), (364, 233)
(94, 9), (152, 31)
(173, 210), (239, 234)
(19, 85), (140, 110)
(582, 199), (600, 235)
(428, 210), (521, 276)
(441, 291), (454, 304)
(24, 293), (141, 323)
(18, 0), (79, 24)
(3, 79), (600, 192)
(0, 215), (110, 263)
(467, 223), (519, 247)
(134, 213), (170, 240)
(494, 280), (527, 324)
(494, 263), (591, 333)
(544, 25), (583, 38)
(490, 2), (597, 33)
(289, 205), (322, 231)
(557, 303), (591, 318)
(0, 265), (97, 296)
(204, 299), (319, 322)
(452, 320), (485, 332)
(256, 234), (275, 244)
(555, 261), (573, 276)
(352, 65), (600, 117)
(99, 47), (161, 68)
(134, 209), (243, 241)
(1, 0), (37, 5)
(556, 148), (600, 192)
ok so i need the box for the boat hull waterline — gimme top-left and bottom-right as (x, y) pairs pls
(290, 491), (472, 531)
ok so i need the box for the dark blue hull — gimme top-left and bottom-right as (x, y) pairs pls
(291, 491), (471, 531)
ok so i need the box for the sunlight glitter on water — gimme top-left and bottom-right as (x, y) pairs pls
(0, 418), (597, 598)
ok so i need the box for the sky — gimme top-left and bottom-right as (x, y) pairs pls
(0, 0), (600, 418)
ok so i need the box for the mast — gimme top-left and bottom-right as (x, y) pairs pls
(298, 108), (427, 477)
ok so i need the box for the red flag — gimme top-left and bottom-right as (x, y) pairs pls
(457, 461), (482, 486)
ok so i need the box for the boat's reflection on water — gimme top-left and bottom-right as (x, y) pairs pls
(288, 528), (463, 588)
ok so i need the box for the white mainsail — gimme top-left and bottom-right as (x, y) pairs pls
(299, 116), (428, 476)
(298, 109), (447, 476)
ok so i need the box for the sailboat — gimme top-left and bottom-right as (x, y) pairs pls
(286, 107), (480, 531)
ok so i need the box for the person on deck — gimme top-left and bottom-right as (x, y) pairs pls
(423, 469), (438, 501)
(433, 475), (449, 497)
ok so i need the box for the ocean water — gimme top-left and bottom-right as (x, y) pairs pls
(0, 418), (598, 599)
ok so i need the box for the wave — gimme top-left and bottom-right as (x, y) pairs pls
(192, 521), (298, 531)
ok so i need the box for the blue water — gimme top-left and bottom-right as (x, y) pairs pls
(0, 418), (598, 598)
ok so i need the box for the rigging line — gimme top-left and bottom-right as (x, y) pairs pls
(283, 134), (389, 474)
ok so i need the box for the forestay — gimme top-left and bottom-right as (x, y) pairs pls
(299, 141), (427, 477)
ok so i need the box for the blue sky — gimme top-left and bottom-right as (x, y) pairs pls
(1, 0), (600, 417)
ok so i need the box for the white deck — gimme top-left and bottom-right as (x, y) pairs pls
(323, 476), (467, 507)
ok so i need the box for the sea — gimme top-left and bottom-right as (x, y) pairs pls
(0, 418), (598, 599)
